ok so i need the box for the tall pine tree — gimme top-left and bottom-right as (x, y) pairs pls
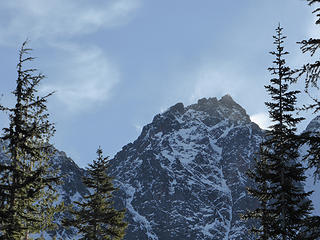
(64, 147), (127, 240)
(244, 25), (314, 239)
(297, 0), (320, 180)
(0, 41), (61, 239)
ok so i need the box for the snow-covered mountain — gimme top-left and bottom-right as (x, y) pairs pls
(109, 95), (264, 239)
(1, 95), (319, 239)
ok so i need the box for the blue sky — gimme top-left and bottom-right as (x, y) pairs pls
(0, 0), (318, 167)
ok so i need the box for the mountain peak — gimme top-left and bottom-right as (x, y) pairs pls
(305, 115), (320, 133)
(220, 94), (235, 104)
(186, 95), (250, 124)
(168, 102), (185, 114)
(110, 95), (264, 239)
(196, 97), (219, 106)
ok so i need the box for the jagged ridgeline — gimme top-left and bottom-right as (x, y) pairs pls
(1, 95), (318, 239)
(109, 95), (264, 240)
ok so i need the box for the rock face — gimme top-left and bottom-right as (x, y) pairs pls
(48, 149), (89, 238)
(109, 95), (264, 239)
(305, 115), (320, 133)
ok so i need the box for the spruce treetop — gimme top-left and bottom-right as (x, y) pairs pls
(244, 25), (315, 239)
(64, 147), (127, 240)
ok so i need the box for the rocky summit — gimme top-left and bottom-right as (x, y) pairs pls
(109, 95), (264, 239)
(1, 95), (319, 239)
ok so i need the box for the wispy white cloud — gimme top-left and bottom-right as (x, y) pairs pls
(133, 123), (143, 133)
(0, 0), (141, 44)
(0, 0), (141, 112)
(188, 62), (245, 104)
(250, 112), (271, 130)
(41, 44), (119, 112)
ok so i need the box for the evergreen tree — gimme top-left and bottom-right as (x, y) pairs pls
(297, 0), (320, 180)
(298, 0), (320, 108)
(244, 25), (314, 239)
(243, 150), (272, 240)
(64, 147), (127, 240)
(0, 41), (61, 239)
